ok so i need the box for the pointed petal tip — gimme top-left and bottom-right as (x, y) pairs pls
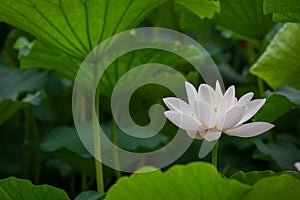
(224, 122), (275, 138)
(184, 81), (193, 87)
(163, 110), (170, 117)
(214, 80), (221, 91)
(227, 85), (236, 92)
(162, 97), (172, 104)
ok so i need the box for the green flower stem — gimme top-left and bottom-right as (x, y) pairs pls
(81, 175), (87, 191)
(70, 173), (75, 197)
(79, 93), (89, 191)
(92, 64), (104, 192)
(212, 141), (219, 168)
(93, 87), (104, 192)
(111, 119), (121, 179)
(257, 78), (265, 97)
(31, 117), (40, 184)
(21, 107), (31, 178)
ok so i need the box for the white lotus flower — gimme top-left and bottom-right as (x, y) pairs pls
(163, 81), (274, 142)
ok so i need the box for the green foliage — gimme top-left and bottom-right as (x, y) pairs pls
(0, 0), (300, 198)
(230, 170), (300, 185)
(99, 48), (196, 96)
(0, 99), (26, 125)
(0, 67), (45, 100)
(254, 86), (300, 122)
(264, 0), (300, 22)
(0, 0), (166, 79)
(0, 67), (45, 125)
(275, 85), (300, 105)
(254, 139), (300, 169)
(41, 126), (95, 177)
(106, 162), (251, 200)
(250, 23), (300, 90)
(106, 162), (300, 200)
(20, 40), (81, 79)
(254, 93), (299, 122)
(0, 177), (69, 200)
(0, 0), (165, 58)
(213, 0), (274, 41)
(101, 123), (169, 151)
(175, 0), (220, 19)
(244, 174), (300, 200)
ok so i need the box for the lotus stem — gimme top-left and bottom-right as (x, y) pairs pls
(111, 119), (121, 179)
(93, 67), (104, 192)
(212, 141), (219, 168)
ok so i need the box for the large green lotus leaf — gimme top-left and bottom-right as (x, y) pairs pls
(0, 67), (45, 125)
(242, 174), (300, 200)
(254, 139), (300, 170)
(47, 148), (95, 178)
(40, 126), (95, 177)
(174, 0), (220, 19)
(275, 85), (300, 105)
(0, 177), (69, 200)
(21, 31), (203, 95)
(264, 0), (300, 22)
(230, 170), (300, 185)
(213, 0), (274, 40)
(0, 67), (45, 100)
(250, 23), (300, 90)
(40, 125), (168, 177)
(254, 86), (300, 122)
(99, 48), (193, 96)
(101, 122), (169, 152)
(0, 92), (43, 126)
(20, 40), (81, 79)
(106, 162), (251, 200)
(254, 93), (297, 122)
(147, 0), (220, 29)
(41, 126), (91, 158)
(0, 0), (165, 59)
(0, 99), (26, 126)
(106, 162), (300, 200)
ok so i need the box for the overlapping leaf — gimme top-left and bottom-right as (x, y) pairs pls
(254, 86), (300, 122)
(264, 0), (300, 22)
(0, 177), (69, 200)
(41, 125), (168, 176)
(106, 162), (250, 200)
(0, 67), (45, 100)
(213, 0), (274, 40)
(254, 139), (300, 169)
(41, 126), (95, 177)
(106, 162), (300, 200)
(0, 67), (45, 125)
(0, 0), (167, 81)
(0, 0), (165, 59)
(175, 0), (220, 19)
(250, 23), (300, 90)
(20, 40), (81, 79)
(230, 170), (300, 185)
